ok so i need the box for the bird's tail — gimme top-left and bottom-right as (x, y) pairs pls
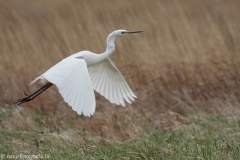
(30, 77), (39, 85)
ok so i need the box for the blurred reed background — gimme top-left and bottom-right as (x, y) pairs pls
(0, 0), (240, 142)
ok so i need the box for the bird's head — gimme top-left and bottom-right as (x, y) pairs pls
(106, 29), (143, 46)
(113, 29), (144, 37)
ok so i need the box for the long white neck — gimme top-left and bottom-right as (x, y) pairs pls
(97, 32), (117, 62)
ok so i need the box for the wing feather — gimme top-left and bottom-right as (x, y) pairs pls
(34, 57), (95, 116)
(108, 69), (115, 103)
(88, 58), (136, 106)
(115, 74), (124, 106)
(105, 68), (111, 100)
(99, 66), (106, 95)
(112, 73), (120, 105)
(117, 77), (126, 106)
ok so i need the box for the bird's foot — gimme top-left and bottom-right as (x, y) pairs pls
(15, 95), (33, 105)
(15, 82), (53, 105)
(23, 90), (29, 96)
(15, 90), (32, 105)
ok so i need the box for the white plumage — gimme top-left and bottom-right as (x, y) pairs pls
(16, 29), (143, 117)
(88, 58), (137, 106)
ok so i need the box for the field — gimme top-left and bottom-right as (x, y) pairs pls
(1, 0), (240, 159)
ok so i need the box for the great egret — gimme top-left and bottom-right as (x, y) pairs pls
(15, 29), (143, 116)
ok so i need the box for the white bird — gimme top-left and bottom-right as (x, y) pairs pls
(15, 29), (143, 117)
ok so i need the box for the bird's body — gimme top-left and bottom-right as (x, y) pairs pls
(16, 29), (143, 117)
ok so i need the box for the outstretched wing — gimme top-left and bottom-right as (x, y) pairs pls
(33, 57), (96, 117)
(88, 58), (137, 106)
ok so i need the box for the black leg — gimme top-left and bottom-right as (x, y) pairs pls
(15, 83), (53, 105)
(15, 85), (48, 104)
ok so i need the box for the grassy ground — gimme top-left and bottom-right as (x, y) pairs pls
(1, 104), (240, 159)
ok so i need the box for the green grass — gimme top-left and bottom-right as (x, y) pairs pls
(1, 113), (240, 160)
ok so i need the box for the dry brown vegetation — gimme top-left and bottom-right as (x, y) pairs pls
(1, 0), (240, 143)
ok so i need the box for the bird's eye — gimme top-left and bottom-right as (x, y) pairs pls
(121, 32), (126, 34)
